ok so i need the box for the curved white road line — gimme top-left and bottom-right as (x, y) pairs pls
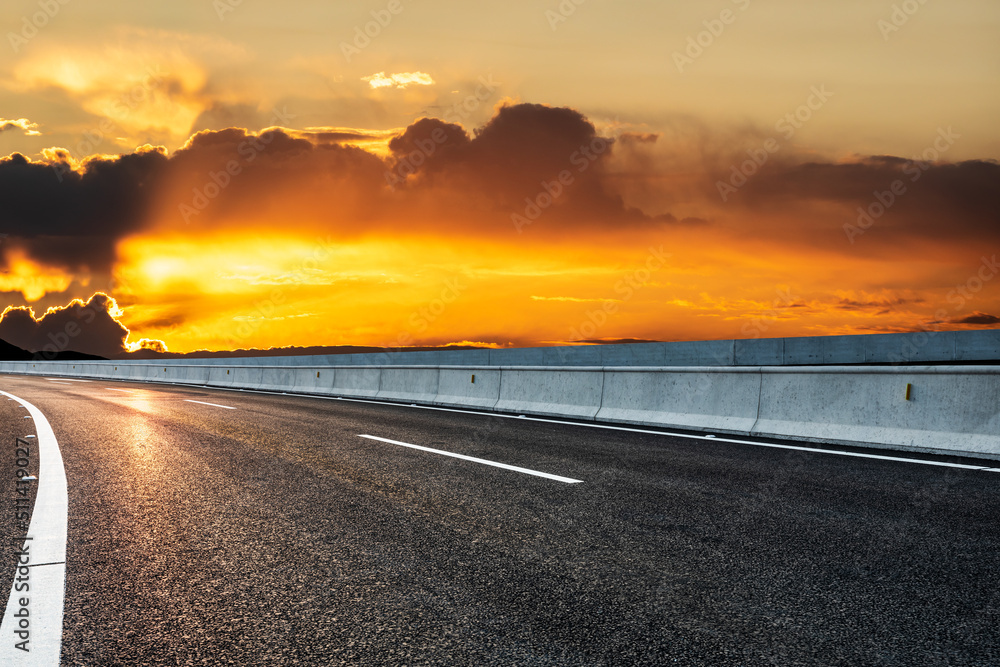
(0, 391), (67, 665)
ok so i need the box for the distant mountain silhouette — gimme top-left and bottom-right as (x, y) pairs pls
(0, 338), (107, 361)
(127, 344), (486, 360)
(0, 338), (31, 360)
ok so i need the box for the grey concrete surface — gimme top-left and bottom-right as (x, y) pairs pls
(434, 368), (501, 410)
(377, 368), (440, 404)
(597, 367), (761, 435)
(754, 366), (1000, 457)
(7, 361), (1000, 460)
(494, 368), (605, 419)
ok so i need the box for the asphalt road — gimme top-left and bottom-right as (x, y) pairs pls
(1, 373), (999, 666)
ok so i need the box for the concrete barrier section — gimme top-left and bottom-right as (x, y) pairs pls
(232, 367), (264, 391)
(283, 367), (337, 395)
(138, 365), (164, 382)
(489, 347), (547, 366)
(377, 368), (440, 404)
(434, 368), (501, 409)
(163, 364), (210, 385)
(257, 366), (303, 393)
(597, 367), (761, 435)
(542, 345), (603, 367)
(665, 340), (735, 366)
(89, 363), (114, 379)
(495, 367), (604, 419)
(752, 367), (1000, 458)
(331, 367), (381, 398)
(870, 331), (956, 364)
(735, 339), (783, 366)
(600, 343), (666, 367)
(782, 336), (823, 365)
(206, 366), (236, 388)
(957, 329), (1000, 362)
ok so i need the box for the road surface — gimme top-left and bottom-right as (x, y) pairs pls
(1, 374), (998, 665)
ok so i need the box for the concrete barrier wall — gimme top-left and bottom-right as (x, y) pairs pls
(258, 366), (329, 394)
(495, 367), (605, 419)
(164, 364), (209, 385)
(331, 367), (381, 398)
(434, 368), (501, 409)
(206, 366), (235, 388)
(298, 368), (339, 396)
(597, 367), (761, 435)
(132, 365), (156, 382)
(752, 367), (1000, 458)
(377, 368), (440, 404)
(3, 360), (998, 460)
(232, 367), (264, 391)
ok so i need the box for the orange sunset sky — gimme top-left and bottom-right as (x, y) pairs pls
(0, 0), (998, 357)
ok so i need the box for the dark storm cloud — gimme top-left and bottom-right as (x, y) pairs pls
(953, 312), (1000, 325)
(733, 156), (1000, 245)
(0, 293), (132, 359)
(169, 104), (670, 236)
(168, 126), (389, 224)
(0, 149), (168, 273)
(385, 103), (676, 229)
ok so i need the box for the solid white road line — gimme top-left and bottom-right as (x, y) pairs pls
(184, 399), (237, 410)
(47, 382), (73, 386)
(0, 391), (68, 666)
(42, 378), (90, 383)
(358, 434), (584, 484)
(105, 388), (134, 393)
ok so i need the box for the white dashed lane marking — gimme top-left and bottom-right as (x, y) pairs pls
(358, 434), (584, 484)
(184, 400), (237, 410)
